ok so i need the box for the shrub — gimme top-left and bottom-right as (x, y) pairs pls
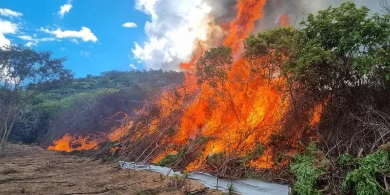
(342, 150), (389, 195)
(290, 144), (328, 195)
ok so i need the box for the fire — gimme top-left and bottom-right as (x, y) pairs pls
(48, 133), (98, 152)
(47, 0), (324, 173)
(279, 14), (290, 27)
(224, 0), (268, 52)
(108, 121), (133, 142)
(310, 104), (323, 126)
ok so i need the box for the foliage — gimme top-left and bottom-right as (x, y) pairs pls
(337, 154), (357, 168)
(155, 145), (189, 167)
(245, 27), (295, 76)
(290, 144), (328, 195)
(0, 45), (72, 151)
(9, 70), (183, 144)
(287, 2), (390, 100)
(33, 88), (118, 116)
(227, 183), (234, 195)
(155, 154), (179, 167)
(196, 46), (233, 88)
(342, 150), (389, 195)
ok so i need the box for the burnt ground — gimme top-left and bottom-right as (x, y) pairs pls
(0, 144), (223, 195)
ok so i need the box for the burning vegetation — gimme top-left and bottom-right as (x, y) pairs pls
(47, 1), (390, 194)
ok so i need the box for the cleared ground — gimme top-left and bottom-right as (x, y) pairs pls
(0, 144), (222, 195)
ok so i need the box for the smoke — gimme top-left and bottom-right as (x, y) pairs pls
(132, 0), (213, 71)
(259, 0), (382, 30)
(132, 0), (383, 71)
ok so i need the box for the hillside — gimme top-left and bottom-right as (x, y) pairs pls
(10, 70), (183, 145)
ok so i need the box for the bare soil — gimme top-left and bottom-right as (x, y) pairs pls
(0, 144), (222, 195)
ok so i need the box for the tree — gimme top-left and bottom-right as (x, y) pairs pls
(196, 46), (233, 88)
(0, 45), (72, 153)
(381, 0), (390, 14)
(287, 2), (390, 101)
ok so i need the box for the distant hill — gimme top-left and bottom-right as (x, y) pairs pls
(11, 70), (183, 145)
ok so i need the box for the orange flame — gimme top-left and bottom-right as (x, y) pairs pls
(48, 133), (98, 152)
(279, 14), (290, 27)
(224, 0), (268, 52)
(48, 0), (324, 172)
(108, 121), (133, 142)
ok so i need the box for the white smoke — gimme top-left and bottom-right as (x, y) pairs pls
(132, 0), (214, 71)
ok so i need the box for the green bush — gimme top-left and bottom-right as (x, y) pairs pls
(155, 154), (179, 167)
(342, 150), (389, 195)
(290, 144), (327, 195)
(337, 154), (357, 168)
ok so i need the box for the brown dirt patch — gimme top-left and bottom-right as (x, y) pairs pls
(0, 144), (223, 195)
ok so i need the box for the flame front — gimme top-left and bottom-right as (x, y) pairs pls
(48, 133), (98, 152)
(47, 0), (322, 172)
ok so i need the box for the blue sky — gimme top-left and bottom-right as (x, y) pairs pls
(1, 0), (382, 78)
(0, 0), (149, 77)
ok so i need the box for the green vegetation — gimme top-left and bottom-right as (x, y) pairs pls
(196, 46), (233, 88)
(29, 70), (182, 144)
(1, 2), (390, 194)
(155, 145), (189, 167)
(291, 146), (390, 195)
(0, 52), (183, 144)
(342, 150), (389, 195)
(0, 45), (72, 152)
(290, 144), (328, 195)
(227, 183), (234, 195)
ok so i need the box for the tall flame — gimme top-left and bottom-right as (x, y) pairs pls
(48, 0), (323, 173)
(224, 0), (268, 52)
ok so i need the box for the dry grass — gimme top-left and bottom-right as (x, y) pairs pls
(0, 144), (223, 195)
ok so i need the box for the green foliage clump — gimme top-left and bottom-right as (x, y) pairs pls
(290, 144), (328, 195)
(155, 145), (189, 167)
(33, 88), (118, 115)
(155, 154), (179, 167)
(287, 2), (390, 101)
(337, 154), (357, 168)
(342, 150), (389, 195)
(196, 46), (233, 88)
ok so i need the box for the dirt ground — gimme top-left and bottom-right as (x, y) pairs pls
(0, 144), (223, 195)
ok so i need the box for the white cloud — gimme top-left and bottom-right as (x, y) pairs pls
(0, 8), (23, 18)
(135, 0), (159, 20)
(18, 35), (56, 47)
(17, 35), (33, 41)
(80, 50), (90, 57)
(40, 27), (98, 42)
(137, 60), (142, 63)
(0, 33), (10, 47)
(25, 41), (35, 47)
(58, 0), (73, 18)
(129, 64), (138, 70)
(0, 19), (18, 34)
(70, 38), (79, 44)
(131, 0), (213, 70)
(0, 19), (18, 47)
(122, 22), (137, 28)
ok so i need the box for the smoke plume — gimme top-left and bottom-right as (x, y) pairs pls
(132, 0), (382, 71)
